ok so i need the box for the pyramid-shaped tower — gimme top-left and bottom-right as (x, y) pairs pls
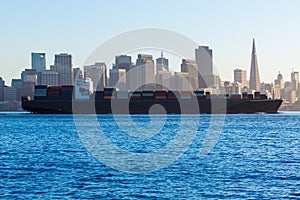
(249, 39), (261, 91)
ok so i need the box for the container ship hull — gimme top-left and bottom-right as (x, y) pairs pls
(22, 85), (283, 114)
(22, 98), (283, 114)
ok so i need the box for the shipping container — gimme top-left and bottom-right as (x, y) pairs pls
(142, 91), (155, 99)
(104, 96), (115, 100)
(47, 86), (61, 97)
(95, 91), (104, 100)
(130, 91), (142, 99)
(230, 94), (241, 100)
(248, 94), (254, 100)
(242, 92), (248, 99)
(254, 91), (260, 99)
(167, 91), (179, 99)
(35, 85), (48, 89)
(260, 94), (268, 99)
(35, 85), (48, 97)
(35, 89), (47, 97)
(155, 91), (167, 99)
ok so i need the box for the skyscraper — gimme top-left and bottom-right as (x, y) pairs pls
(291, 71), (299, 92)
(195, 46), (214, 88)
(31, 53), (46, 85)
(53, 53), (74, 85)
(155, 70), (172, 90)
(132, 54), (155, 90)
(84, 62), (107, 91)
(156, 52), (169, 73)
(0, 77), (4, 101)
(21, 69), (38, 84)
(275, 72), (284, 89)
(109, 68), (126, 90)
(11, 79), (23, 101)
(115, 55), (132, 90)
(73, 67), (82, 81)
(249, 39), (261, 91)
(42, 70), (59, 86)
(234, 69), (247, 88)
(181, 59), (198, 89)
(115, 55), (132, 70)
(31, 52), (46, 72)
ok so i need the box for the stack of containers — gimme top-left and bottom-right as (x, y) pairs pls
(130, 91), (142, 99)
(242, 92), (248, 100)
(142, 91), (155, 99)
(61, 85), (73, 100)
(47, 86), (61, 100)
(254, 91), (261, 99)
(167, 91), (179, 99)
(248, 94), (254, 100)
(230, 94), (241, 100)
(34, 85), (48, 100)
(104, 87), (116, 100)
(95, 91), (104, 100)
(260, 94), (268, 99)
(155, 91), (167, 99)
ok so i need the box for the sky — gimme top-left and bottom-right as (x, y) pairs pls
(0, 0), (300, 85)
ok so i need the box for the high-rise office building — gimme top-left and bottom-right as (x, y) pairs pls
(175, 72), (191, 90)
(84, 62), (107, 91)
(32, 53), (46, 85)
(275, 72), (284, 89)
(4, 86), (18, 101)
(109, 68), (126, 90)
(249, 39), (261, 91)
(115, 55), (132, 90)
(31, 53), (46, 72)
(42, 70), (59, 86)
(291, 71), (299, 92)
(156, 52), (169, 73)
(195, 46), (214, 88)
(11, 79), (23, 101)
(21, 69), (38, 84)
(155, 70), (172, 90)
(132, 54), (155, 90)
(0, 77), (4, 101)
(73, 67), (82, 81)
(234, 69), (247, 88)
(21, 82), (35, 100)
(181, 59), (198, 89)
(115, 55), (132, 70)
(53, 53), (74, 85)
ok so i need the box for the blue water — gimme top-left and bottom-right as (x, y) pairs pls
(0, 112), (300, 199)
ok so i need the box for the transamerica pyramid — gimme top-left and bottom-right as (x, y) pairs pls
(249, 39), (261, 91)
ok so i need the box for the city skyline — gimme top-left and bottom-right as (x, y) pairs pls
(0, 46), (298, 87)
(1, 1), (300, 84)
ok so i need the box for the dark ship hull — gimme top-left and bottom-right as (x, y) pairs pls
(22, 98), (283, 114)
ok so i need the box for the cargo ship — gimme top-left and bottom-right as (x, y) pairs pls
(21, 80), (283, 114)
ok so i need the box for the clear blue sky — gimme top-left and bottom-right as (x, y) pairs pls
(1, 0), (300, 85)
